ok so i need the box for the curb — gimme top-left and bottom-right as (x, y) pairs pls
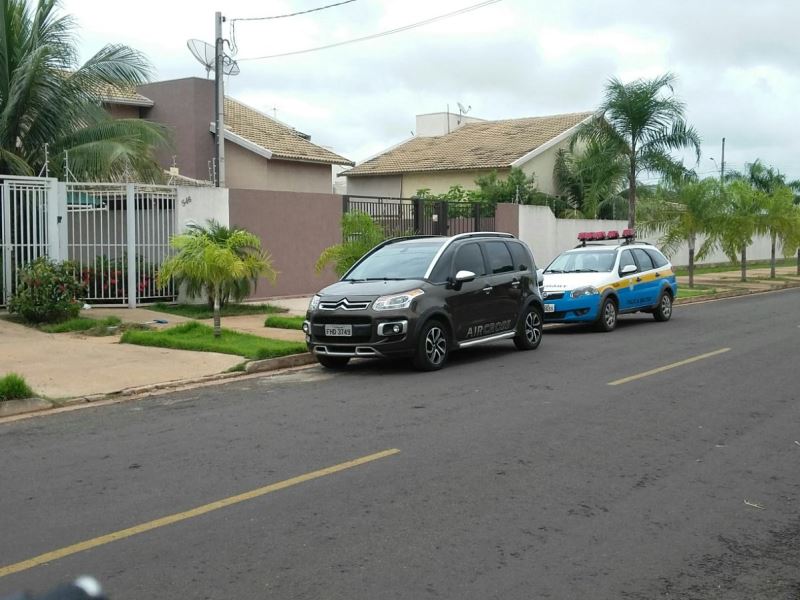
(245, 353), (317, 373)
(0, 397), (53, 417)
(674, 281), (800, 306)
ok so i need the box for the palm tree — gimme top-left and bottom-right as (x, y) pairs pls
(553, 137), (628, 218)
(639, 177), (723, 288)
(176, 220), (276, 309)
(578, 73), (701, 229)
(757, 185), (798, 278)
(720, 179), (764, 282)
(0, 0), (168, 180)
(158, 224), (276, 337)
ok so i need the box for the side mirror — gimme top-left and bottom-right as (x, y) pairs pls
(455, 270), (476, 283)
(536, 268), (544, 280)
(620, 264), (637, 275)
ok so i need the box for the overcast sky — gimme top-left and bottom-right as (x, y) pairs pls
(65, 0), (799, 181)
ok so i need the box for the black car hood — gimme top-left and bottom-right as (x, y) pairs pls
(319, 279), (427, 298)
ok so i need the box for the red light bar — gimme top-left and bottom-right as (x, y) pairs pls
(607, 230), (619, 239)
(592, 231), (606, 240)
(577, 232), (590, 241)
(622, 229), (635, 239)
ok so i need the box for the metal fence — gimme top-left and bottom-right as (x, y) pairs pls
(0, 176), (59, 306)
(0, 176), (177, 308)
(66, 183), (178, 306)
(342, 195), (496, 237)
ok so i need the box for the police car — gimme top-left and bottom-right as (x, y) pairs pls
(539, 229), (678, 331)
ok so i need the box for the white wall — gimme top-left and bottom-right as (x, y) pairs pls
(175, 186), (229, 232)
(345, 175), (403, 198)
(515, 204), (777, 267)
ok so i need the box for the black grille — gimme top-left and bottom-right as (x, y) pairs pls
(543, 292), (565, 300)
(311, 316), (373, 343)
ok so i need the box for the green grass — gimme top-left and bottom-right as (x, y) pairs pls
(149, 302), (288, 319)
(39, 316), (122, 335)
(121, 321), (306, 360)
(675, 258), (795, 276)
(677, 286), (717, 299)
(264, 315), (305, 330)
(0, 373), (35, 402)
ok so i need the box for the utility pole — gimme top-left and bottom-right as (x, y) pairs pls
(720, 137), (726, 182)
(214, 11), (226, 188)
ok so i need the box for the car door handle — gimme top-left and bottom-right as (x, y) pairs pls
(636, 277), (642, 282)
(511, 279), (521, 288)
(482, 286), (493, 294)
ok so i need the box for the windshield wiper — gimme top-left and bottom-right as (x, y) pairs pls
(569, 268), (599, 273)
(545, 269), (564, 274)
(362, 277), (405, 281)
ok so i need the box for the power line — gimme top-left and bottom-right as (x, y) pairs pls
(238, 0), (504, 62)
(230, 1), (358, 56)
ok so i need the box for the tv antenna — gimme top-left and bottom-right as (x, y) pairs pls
(187, 39), (241, 77)
(457, 102), (471, 124)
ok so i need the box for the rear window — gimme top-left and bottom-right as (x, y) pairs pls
(632, 248), (655, 271)
(507, 242), (532, 272)
(646, 249), (670, 268)
(484, 241), (514, 274)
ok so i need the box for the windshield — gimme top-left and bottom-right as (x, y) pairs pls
(345, 240), (445, 280)
(545, 250), (616, 273)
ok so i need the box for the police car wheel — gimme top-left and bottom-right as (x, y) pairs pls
(596, 297), (618, 332)
(514, 306), (543, 350)
(412, 320), (449, 371)
(653, 291), (673, 322)
(317, 355), (350, 369)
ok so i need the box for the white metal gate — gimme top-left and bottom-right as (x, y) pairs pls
(67, 183), (177, 306)
(0, 176), (60, 306)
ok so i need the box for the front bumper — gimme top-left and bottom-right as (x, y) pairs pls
(305, 310), (420, 358)
(542, 293), (601, 323)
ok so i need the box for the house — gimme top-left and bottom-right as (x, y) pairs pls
(102, 77), (353, 193)
(342, 110), (594, 198)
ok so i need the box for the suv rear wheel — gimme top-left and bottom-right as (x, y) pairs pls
(653, 290), (673, 322)
(514, 305), (543, 350)
(317, 355), (350, 370)
(412, 319), (449, 371)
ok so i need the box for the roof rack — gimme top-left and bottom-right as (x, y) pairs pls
(448, 232), (515, 241)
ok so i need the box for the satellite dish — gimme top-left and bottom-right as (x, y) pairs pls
(457, 102), (472, 115)
(187, 39), (240, 78)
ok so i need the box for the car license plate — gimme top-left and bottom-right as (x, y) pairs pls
(544, 303), (555, 313)
(324, 324), (352, 336)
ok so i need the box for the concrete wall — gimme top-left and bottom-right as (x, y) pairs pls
(518, 137), (570, 196)
(507, 204), (778, 267)
(175, 186), (229, 232)
(139, 78), (216, 182)
(105, 104), (142, 119)
(345, 175), (402, 198)
(402, 169), (501, 196)
(229, 189), (342, 298)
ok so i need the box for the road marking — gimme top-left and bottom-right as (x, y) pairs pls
(0, 448), (400, 579)
(608, 348), (731, 386)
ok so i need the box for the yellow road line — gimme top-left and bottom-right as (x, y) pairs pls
(608, 348), (731, 386)
(0, 448), (400, 579)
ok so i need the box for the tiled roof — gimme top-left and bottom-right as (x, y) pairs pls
(96, 83), (154, 107)
(344, 112), (593, 177)
(224, 97), (354, 166)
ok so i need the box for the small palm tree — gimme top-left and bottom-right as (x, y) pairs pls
(158, 224), (276, 337)
(757, 185), (798, 278)
(578, 73), (701, 228)
(639, 177), (723, 288)
(720, 180), (764, 282)
(0, 0), (168, 180)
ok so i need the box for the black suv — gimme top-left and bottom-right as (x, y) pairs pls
(303, 232), (544, 371)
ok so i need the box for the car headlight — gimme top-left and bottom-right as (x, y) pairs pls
(571, 286), (599, 299)
(308, 295), (321, 311)
(373, 289), (424, 311)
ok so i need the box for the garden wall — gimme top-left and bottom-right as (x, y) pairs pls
(228, 189), (342, 298)
(508, 204), (775, 267)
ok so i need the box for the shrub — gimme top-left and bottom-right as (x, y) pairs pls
(0, 373), (34, 402)
(8, 258), (86, 324)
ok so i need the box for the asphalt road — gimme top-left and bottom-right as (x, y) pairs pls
(1, 289), (799, 600)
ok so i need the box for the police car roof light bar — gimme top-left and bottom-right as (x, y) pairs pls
(622, 228), (636, 244)
(607, 230), (619, 239)
(592, 231), (606, 241)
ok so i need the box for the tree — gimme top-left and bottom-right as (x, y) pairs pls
(638, 177), (722, 288)
(175, 220), (276, 309)
(757, 185), (798, 278)
(158, 223), (275, 337)
(577, 73), (701, 229)
(553, 136), (628, 218)
(0, 0), (168, 180)
(316, 212), (386, 277)
(719, 179), (764, 282)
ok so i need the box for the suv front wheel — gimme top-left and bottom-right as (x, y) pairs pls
(412, 319), (449, 371)
(514, 305), (543, 350)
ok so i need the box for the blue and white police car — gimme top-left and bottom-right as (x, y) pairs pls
(539, 229), (678, 332)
